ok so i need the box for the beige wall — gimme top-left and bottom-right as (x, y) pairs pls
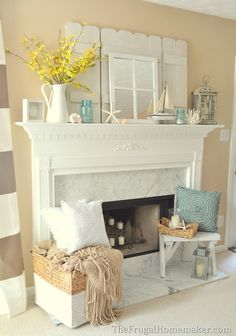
(0, 0), (236, 286)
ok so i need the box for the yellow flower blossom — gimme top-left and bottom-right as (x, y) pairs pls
(6, 28), (100, 89)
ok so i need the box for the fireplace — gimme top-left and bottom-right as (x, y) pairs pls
(102, 195), (174, 257)
(16, 122), (224, 311)
(16, 122), (221, 248)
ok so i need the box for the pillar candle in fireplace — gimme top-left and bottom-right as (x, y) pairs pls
(117, 221), (123, 230)
(109, 237), (115, 247)
(108, 217), (115, 226)
(118, 236), (125, 245)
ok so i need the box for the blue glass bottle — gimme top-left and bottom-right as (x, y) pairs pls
(176, 108), (186, 124)
(80, 100), (93, 123)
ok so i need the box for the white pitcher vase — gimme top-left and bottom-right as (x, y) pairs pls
(41, 83), (69, 123)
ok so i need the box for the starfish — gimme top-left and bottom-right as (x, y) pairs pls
(102, 109), (121, 124)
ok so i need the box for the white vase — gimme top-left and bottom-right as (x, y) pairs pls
(41, 84), (69, 123)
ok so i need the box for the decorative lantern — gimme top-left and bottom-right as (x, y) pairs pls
(192, 75), (217, 124)
(192, 246), (210, 280)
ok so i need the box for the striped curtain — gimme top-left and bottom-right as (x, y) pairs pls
(0, 21), (26, 316)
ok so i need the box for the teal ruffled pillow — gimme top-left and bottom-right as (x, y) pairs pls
(176, 186), (221, 232)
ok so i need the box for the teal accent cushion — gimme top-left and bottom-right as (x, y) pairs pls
(176, 186), (221, 232)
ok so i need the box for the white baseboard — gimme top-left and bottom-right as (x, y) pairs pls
(27, 286), (35, 298)
(216, 244), (227, 253)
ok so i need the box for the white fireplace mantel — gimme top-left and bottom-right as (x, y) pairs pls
(16, 122), (223, 243)
(17, 122), (221, 141)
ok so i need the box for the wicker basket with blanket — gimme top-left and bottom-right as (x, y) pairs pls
(32, 240), (123, 328)
(32, 252), (86, 295)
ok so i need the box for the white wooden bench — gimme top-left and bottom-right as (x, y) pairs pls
(159, 231), (221, 278)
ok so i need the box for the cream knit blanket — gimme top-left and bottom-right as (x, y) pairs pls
(33, 241), (123, 326)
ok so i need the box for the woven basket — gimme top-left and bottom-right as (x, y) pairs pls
(157, 217), (198, 239)
(32, 252), (86, 295)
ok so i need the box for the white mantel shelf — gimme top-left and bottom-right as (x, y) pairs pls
(16, 121), (223, 243)
(16, 122), (223, 141)
(16, 121), (224, 172)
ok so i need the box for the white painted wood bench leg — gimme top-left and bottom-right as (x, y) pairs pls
(159, 235), (166, 278)
(208, 240), (217, 275)
(159, 234), (181, 278)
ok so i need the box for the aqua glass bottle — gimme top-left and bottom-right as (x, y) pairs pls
(80, 100), (93, 123)
(176, 108), (186, 124)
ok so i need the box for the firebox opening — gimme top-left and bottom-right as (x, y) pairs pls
(102, 195), (174, 258)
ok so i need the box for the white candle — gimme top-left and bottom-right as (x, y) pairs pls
(108, 218), (114, 226)
(196, 260), (205, 278)
(118, 236), (125, 245)
(170, 215), (181, 228)
(109, 237), (115, 247)
(117, 221), (123, 230)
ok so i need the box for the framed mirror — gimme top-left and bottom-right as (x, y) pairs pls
(108, 53), (159, 120)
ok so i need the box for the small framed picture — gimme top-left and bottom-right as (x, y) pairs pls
(22, 99), (45, 122)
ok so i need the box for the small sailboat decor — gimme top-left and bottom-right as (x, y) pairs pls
(156, 82), (174, 113)
(147, 82), (176, 122)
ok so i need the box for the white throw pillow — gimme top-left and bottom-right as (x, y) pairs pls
(40, 207), (69, 249)
(61, 200), (110, 254)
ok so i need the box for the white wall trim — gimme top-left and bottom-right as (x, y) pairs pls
(27, 286), (35, 298)
(216, 244), (227, 253)
(225, 56), (236, 249)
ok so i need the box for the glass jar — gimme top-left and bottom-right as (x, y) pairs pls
(176, 108), (186, 125)
(80, 100), (93, 123)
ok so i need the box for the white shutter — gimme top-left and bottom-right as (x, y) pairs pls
(163, 38), (187, 108)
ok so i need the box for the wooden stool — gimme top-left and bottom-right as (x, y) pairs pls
(159, 231), (220, 278)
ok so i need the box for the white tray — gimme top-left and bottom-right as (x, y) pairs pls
(147, 114), (176, 121)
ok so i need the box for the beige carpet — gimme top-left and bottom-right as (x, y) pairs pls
(1, 251), (236, 336)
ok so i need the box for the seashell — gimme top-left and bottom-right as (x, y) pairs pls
(69, 113), (82, 123)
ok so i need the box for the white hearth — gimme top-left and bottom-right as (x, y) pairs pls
(17, 122), (222, 245)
